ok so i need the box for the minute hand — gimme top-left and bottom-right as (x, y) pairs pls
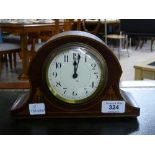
(72, 61), (78, 79)
(76, 54), (81, 71)
(72, 54), (81, 79)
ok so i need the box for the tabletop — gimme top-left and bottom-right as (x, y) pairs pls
(0, 22), (56, 33)
(0, 81), (155, 135)
(134, 57), (155, 71)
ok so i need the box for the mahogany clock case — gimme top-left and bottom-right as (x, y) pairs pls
(11, 31), (140, 118)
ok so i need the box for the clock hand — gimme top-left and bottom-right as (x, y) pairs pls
(72, 54), (81, 79)
(75, 54), (81, 70)
(72, 60), (78, 79)
(77, 54), (81, 64)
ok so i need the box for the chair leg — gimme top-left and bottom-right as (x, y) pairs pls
(13, 52), (17, 69)
(29, 51), (36, 62)
(129, 37), (131, 49)
(135, 39), (140, 50)
(0, 55), (2, 75)
(126, 35), (130, 57)
(8, 53), (13, 70)
(117, 39), (121, 59)
(118, 46), (120, 59)
(3, 54), (8, 68)
(140, 39), (145, 49)
(151, 38), (155, 52)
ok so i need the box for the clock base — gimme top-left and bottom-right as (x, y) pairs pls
(11, 89), (140, 119)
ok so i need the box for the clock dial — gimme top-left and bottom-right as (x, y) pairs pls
(46, 43), (107, 104)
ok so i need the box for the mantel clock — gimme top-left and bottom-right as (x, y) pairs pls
(11, 31), (140, 118)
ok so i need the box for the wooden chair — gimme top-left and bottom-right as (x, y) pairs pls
(105, 20), (130, 59)
(82, 19), (101, 35)
(27, 33), (45, 63)
(0, 43), (21, 70)
(53, 19), (74, 34)
(106, 33), (130, 59)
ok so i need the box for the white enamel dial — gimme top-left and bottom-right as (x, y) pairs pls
(46, 44), (107, 104)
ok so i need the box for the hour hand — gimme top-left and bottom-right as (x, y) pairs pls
(77, 54), (81, 63)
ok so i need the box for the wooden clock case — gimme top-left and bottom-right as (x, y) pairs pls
(11, 31), (140, 118)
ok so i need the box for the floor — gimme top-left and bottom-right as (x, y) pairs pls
(0, 40), (155, 88)
(119, 40), (155, 80)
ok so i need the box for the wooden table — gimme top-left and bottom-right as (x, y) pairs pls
(0, 80), (155, 135)
(0, 23), (56, 80)
(134, 57), (155, 80)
